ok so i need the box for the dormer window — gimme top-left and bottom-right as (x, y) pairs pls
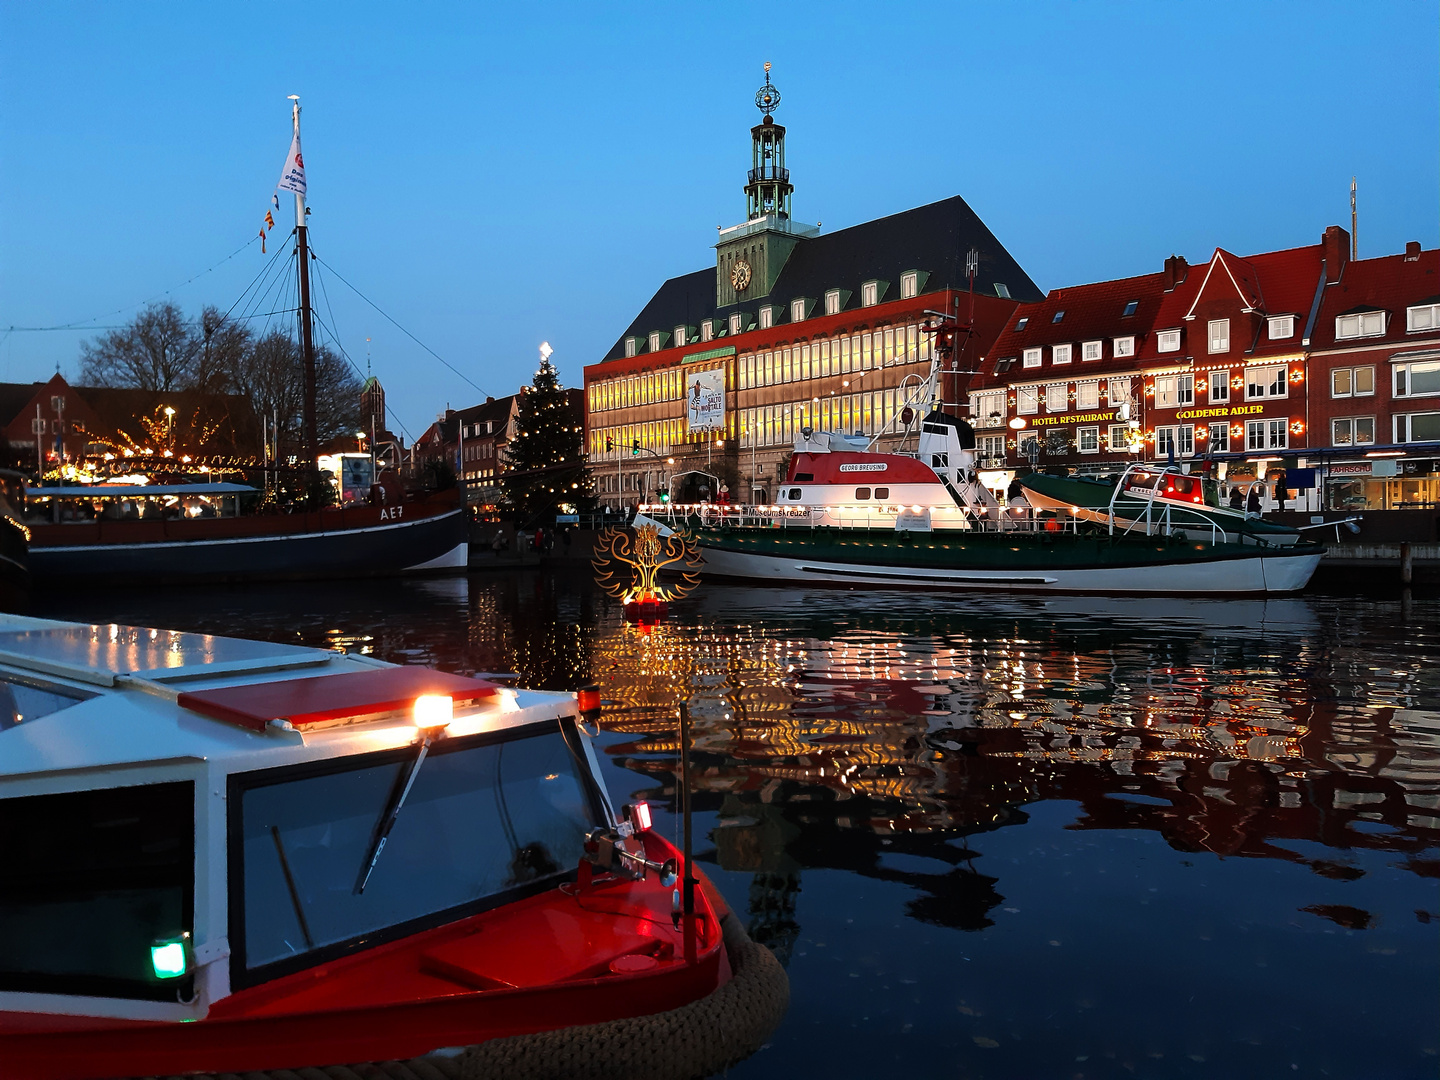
(1022, 347), (1042, 368)
(700, 320), (714, 342)
(759, 306), (774, 330)
(728, 313), (744, 336)
(1082, 340), (1102, 361)
(1114, 335), (1135, 357)
(824, 289), (842, 315)
(1268, 315), (1294, 340)
(900, 271), (919, 299)
(1052, 343), (1072, 364)
(1122, 300), (1139, 317)
(624, 337), (638, 358)
(1157, 329), (1181, 353)
(1336, 310), (1386, 339)
(1406, 303), (1440, 332)
(674, 325), (688, 347)
(791, 298), (807, 322)
(861, 281), (879, 307)
(648, 331), (666, 353)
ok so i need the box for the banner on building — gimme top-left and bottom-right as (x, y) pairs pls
(686, 368), (725, 432)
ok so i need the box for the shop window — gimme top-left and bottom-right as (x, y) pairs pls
(1331, 417), (1375, 446)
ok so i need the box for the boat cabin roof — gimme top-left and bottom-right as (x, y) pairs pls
(0, 617), (563, 783)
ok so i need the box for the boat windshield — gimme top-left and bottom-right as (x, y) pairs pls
(233, 724), (599, 983)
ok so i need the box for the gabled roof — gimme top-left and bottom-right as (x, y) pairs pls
(1310, 246), (1440, 350)
(971, 270), (1168, 389)
(602, 195), (1043, 361)
(1184, 250), (1266, 318)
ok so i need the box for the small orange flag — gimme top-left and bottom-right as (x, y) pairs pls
(259, 227), (267, 254)
(265, 210), (275, 229)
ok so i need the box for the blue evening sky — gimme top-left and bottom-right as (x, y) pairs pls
(1, 1), (1435, 439)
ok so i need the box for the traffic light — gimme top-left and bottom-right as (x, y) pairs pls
(659, 491), (669, 503)
(632, 440), (641, 457)
(605, 437), (613, 452)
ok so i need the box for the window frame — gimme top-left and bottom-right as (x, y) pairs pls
(1331, 415), (1375, 447)
(1407, 303), (1440, 332)
(861, 281), (879, 307)
(1207, 371), (1230, 404)
(824, 289), (842, 316)
(1208, 319), (1230, 354)
(1154, 374), (1194, 408)
(1395, 411), (1440, 443)
(1113, 335), (1136, 358)
(1208, 421), (1230, 452)
(1246, 418), (1288, 451)
(1157, 329), (1181, 353)
(1393, 359), (1440, 398)
(899, 271), (919, 299)
(1267, 315), (1295, 340)
(1016, 387), (1039, 415)
(226, 719), (606, 990)
(1022, 347), (1042, 369)
(790, 298), (807, 323)
(1336, 310), (1387, 340)
(1246, 365), (1288, 401)
(1075, 381), (1100, 410)
(1077, 425), (1100, 454)
(1082, 340), (1103, 362)
(1052, 343), (1073, 365)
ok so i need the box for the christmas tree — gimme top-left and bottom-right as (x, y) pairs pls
(500, 343), (595, 522)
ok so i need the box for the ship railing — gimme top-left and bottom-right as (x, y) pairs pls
(638, 502), (1093, 535)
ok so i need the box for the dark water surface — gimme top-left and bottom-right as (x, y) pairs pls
(44, 574), (1440, 1079)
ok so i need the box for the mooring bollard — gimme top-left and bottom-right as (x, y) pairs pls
(1400, 541), (1412, 585)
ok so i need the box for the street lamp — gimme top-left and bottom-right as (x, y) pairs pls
(163, 406), (176, 450)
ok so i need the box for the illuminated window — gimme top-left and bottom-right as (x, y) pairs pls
(1017, 387), (1039, 415)
(1331, 417), (1374, 446)
(1076, 382), (1099, 410)
(1154, 374), (1194, 408)
(1331, 366), (1374, 397)
(1246, 365), (1287, 400)
(1045, 383), (1068, 412)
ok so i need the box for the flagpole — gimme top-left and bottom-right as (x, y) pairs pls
(288, 96), (319, 469)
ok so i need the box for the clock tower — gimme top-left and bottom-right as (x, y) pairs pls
(715, 63), (818, 309)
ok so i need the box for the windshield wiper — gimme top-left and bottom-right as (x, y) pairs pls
(354, 731), (438, 894)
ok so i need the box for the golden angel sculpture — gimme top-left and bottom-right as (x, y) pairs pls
(592, 523), (704, 621)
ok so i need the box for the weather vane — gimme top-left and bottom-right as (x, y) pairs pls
(755, 61), (780, 116)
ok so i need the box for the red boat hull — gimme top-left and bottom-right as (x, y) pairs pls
(0, 839), (729, 1080)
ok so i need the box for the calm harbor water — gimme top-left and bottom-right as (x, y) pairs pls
(43, 573), (1440, 1079)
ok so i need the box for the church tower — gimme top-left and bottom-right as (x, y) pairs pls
(715, 63), (817, 309)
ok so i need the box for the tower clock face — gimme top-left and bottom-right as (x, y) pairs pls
(731, 259), (752, 292)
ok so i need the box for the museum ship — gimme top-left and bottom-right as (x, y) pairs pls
(638, 412), (1324, 596)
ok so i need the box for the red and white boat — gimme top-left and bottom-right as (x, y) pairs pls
(0, 615), (781, 1079)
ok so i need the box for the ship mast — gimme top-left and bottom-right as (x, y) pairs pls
(288, 96), (318, 464)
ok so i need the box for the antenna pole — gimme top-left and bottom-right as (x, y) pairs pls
(1349, 177), (1358, 260)
(292, 99), (318, 466)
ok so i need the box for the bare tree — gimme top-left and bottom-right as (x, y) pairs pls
(80, 302), (198, 391)
(193, 306), (253, 396)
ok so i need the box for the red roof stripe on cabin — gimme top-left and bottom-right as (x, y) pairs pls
(788, 451), (941, 485)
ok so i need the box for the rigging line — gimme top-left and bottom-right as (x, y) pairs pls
(213, 233), (294, 336)
(308, 259), (417, 442)
(311, 254), (489, 397)
(4, 235), (262, 334)
(309, 306), (416, 442)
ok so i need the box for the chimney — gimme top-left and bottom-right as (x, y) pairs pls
(1405, 240), (1422, 262)
(1163, 255), (1189, 292)
(1323, 225), (1350, 283)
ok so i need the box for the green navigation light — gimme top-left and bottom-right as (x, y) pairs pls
(150, 938), (188, 979)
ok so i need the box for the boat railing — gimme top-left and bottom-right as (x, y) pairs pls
(637, 502), (1089, 536)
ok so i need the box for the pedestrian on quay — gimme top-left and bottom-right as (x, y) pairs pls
(1246, 485), (1263, 515)
(1228, 485), (1244, 510)
(562, 527), (572, 556)
(533, 526), (544, 552)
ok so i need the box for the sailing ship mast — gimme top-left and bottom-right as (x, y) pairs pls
(286, 96), (318, 464)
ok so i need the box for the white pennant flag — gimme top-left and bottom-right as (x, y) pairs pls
(277, 131), (306, 197)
